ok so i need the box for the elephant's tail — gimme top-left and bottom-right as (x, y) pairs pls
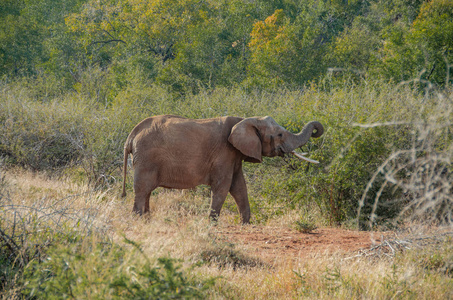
(121, 140), (132, 198)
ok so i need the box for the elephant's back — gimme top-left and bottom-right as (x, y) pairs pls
(127, 115), (243, 151)
(135, 115), (186, 129)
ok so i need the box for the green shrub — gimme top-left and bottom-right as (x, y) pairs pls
(23, 240), (214, 299)
(293, 219), (318, 233)
(0, 91), (85, 171)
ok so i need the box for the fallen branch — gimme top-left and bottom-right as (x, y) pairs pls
(344, 231), (453, 261)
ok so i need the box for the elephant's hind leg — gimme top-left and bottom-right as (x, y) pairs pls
(209, 179), (231, 223)
(133, 169), (157, 215)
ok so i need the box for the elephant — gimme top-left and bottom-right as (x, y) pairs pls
(121, 115), (324, 224)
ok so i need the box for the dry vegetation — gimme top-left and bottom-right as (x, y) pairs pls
(1, 168), (452, 299)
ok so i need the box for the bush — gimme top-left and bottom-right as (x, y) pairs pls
(23, 241), (213, 299)
(293, 219), (318, 233)
(0, 89), (85, 171)
(242, 81), (427, 226)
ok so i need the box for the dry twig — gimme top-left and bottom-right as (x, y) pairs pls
(344, 231), (453, 261)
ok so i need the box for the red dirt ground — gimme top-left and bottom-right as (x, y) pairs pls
(214, 225), (389, 262)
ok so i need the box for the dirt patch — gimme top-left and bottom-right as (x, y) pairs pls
(215, 225), (389, 263)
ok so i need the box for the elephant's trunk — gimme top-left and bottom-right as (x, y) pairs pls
(286, 121), (324, 151)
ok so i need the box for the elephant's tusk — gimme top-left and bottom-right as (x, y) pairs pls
(291, 151), (320, 164)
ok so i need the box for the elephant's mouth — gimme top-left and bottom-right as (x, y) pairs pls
(277, 147), (320, 164)
(276, 147), (286, 157)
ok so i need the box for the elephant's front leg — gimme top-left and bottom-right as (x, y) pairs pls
(229, 169), (251, 224)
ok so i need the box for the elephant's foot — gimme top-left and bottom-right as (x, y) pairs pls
(132, 207), (143, 215)
(240, 218), (250, 225)
(240, 209), (251, 224)
(132, 201), (149, 215)
(209, 210), (220, 225)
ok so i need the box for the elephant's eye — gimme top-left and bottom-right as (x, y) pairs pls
(278, 133), (283, 137)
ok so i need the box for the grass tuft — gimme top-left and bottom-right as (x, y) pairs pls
(198, 238), (267, 270)
(294, 220), (318, 234)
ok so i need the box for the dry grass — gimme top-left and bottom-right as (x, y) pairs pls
(1, 168), (452, 299)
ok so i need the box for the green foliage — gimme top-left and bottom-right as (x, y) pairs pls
(0, 81), (145, 181)
(0, 0), (84, 77)
(370, 0), (453, 85)
(3, 0), (451, 90)
(0, 90), (85, 170)
(246, 1), (339, 89)
(0, 9), (44, 76)
(237, 81), (429, 225)
(23, 241), (212, 299)
(329, 17), (381, 75)
(410, 0), (453, 84)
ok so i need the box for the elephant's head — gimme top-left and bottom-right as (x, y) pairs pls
(228, 116), (324, 163)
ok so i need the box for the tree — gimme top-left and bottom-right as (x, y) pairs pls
(246, 1), (339, 89)
(410, 0), (453, 85)
(0, 0), (85, 77)
(0, 1), (44, 76)
(376, 0), (452, 85)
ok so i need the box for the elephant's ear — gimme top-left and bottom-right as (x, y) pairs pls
(228, 118), (262, 163)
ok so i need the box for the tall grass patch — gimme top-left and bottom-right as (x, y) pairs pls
(1, 78), (452, 225)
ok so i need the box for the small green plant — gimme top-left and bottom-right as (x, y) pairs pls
(22, 237), (215, 299)
(199, 238), (265, 270)
(293, 220), (318, 234)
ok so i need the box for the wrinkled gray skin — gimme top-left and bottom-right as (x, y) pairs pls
(122, 115), (324, 224)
